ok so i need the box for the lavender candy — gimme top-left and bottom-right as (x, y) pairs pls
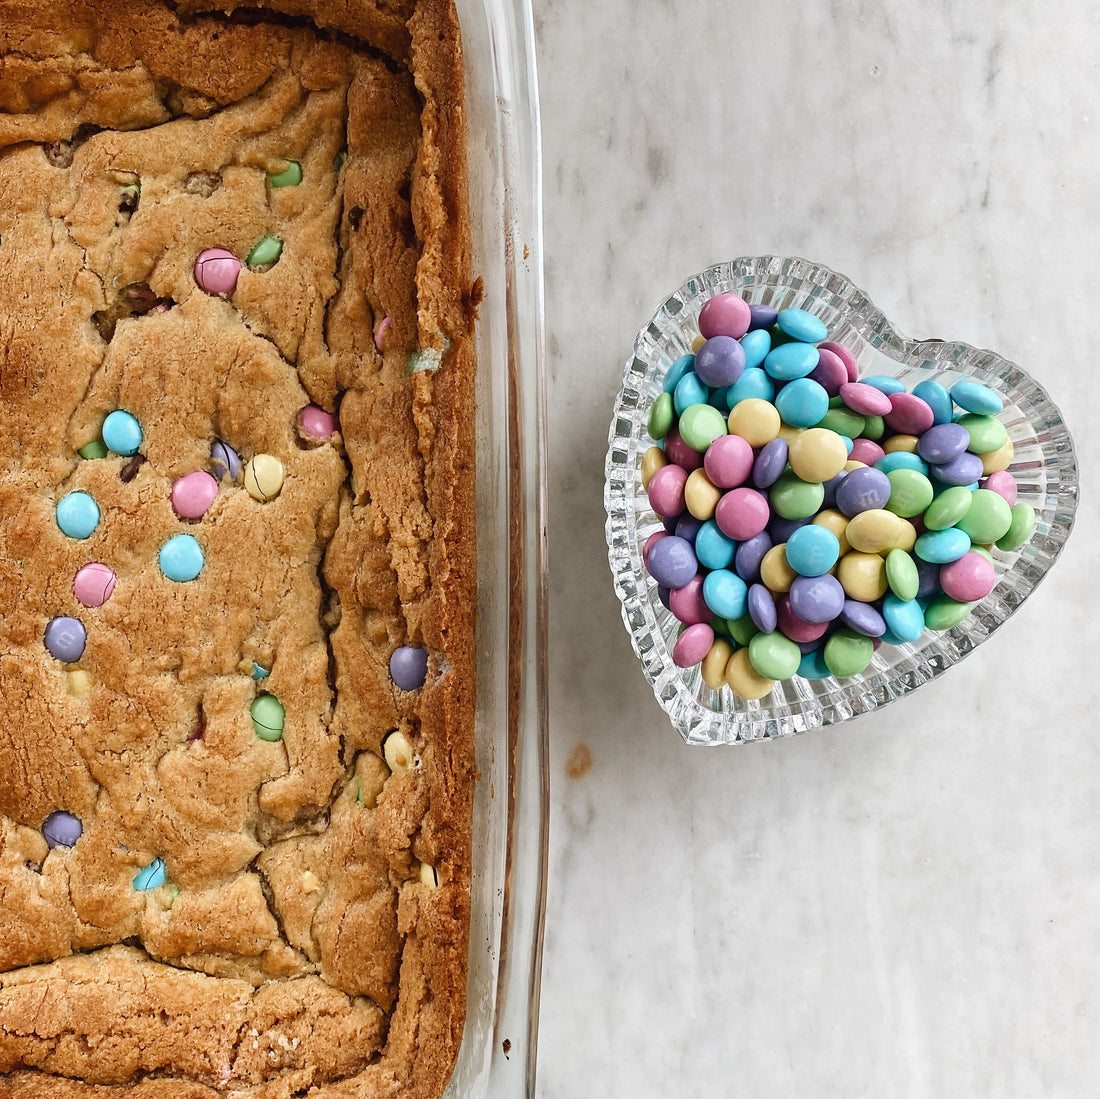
(752, 437), (788, 490)
(839, 599), (888, 638)
(789, 573), (845, 625)
(747, 582), (777, 634)
(42, 810), (82, 849)
(210, 439), (241, 482)
(929, 449), (984, 487)
(835, 466), (891, 517)
(390, 645), (429, 691)
(917, 422), (970, 465)
(747, 304), (779, 332)
(44, 616), (86, 663)
(647, 536), (698, 590)
(734, 531), (772, 585)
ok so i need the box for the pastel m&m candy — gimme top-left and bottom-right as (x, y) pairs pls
(390, 645), (429, 690)
(171, 471), (219, 519)
(195, 247), (241, 295)
(159, 534), (204, 582)
(44, 616), (86, 662)
(73, 562), (116, 607)
(102, 410), (142, 456)
(251, 693), (285, 741)
(299, 405), (339, 440)
(56, 491), (100, 539)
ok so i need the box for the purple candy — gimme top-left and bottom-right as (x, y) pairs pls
(768, 515), (811, 543)
(835, 466), (892, 516)
(389, 645), (428, 691)
(44, 616), (86, 663)
(734, 532), (772, 584)
(42, 810), (82, 849)
(808, 347), (849, 397)
(796, 638), (824, 654)
(917, 422), (970, 465)
(788, 573), (845, 624)
(821, 470), (847, 510)
(694, 335), (746, 388)
(931, 450), (983, 486)
(747, 583), (777, 633)
(747, 304), (779, 332)
(840, 599), (887, 637)
(657, 584), (672, 610)
(674, 515), (704, 543)
(915, 557), (943, 598)
(662, 513), (680, 533)
(211, 439), (241, 482)
(752, 437), (788, 490)
(647, 535), (698, 589)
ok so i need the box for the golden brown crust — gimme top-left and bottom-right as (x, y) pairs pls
(0, 1), (475, 1096)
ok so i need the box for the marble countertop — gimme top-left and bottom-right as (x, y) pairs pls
(535, 2), (1100, 1096)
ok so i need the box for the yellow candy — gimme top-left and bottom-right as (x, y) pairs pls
(724, 647), (775, 700)
(244, 454), (284, 502)
(685, 468), (721, 520)
(812, 508), (851, 556)
(843, 459), (867, 472)
(760, 543), (797, 593)
(837, 551), (888, 601)
(981, 435), (1014, 475)
(641, 445), (667, 491)
(777, 423), (803, 445)
(691, 334), (706, 353)
(701, 638), (734, 691)
(882, 433), (919, 454)
(845, 508), (909, 554)
(891, 519), (917, 552)
(727, 398), (781, 448)
(787, 427), (847, 482)
(67, 670), (93, 698)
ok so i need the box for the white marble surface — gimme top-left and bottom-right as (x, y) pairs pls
(536, 2), (1100, 1096)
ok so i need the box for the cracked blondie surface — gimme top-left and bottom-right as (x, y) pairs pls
(0, 2), (476, 1096)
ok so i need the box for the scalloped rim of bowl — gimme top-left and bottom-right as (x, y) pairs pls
(605, 256), (1078, 746)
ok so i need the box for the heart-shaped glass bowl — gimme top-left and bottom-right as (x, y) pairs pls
(605, 256), (1078, 746)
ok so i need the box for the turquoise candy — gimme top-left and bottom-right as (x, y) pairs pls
(159, 534), (205, 582)
(874, 451), (929, 476)
(56, 491), (100, 540)
(727, 367), (775, 407)
(673, 370), (709, 415)
(764, 341), (819, 381)
(663, 354), (696, 393)
(913, 379), (954, 425)
(134, 857), (168, 891)
(702, 569), (748, 620)
(798, 648), (832, 679)
(775, 377), (829, 428)
(951, 380), (1003, 416)
(102, 409), (142, 456)
(882, 593), (925, 642)
(776, 307), (828, 344)
(695, 520), (737, 570)
(914, 526), (971, 564)
(860, 374), (906, 395)
(740, 328), (771, 369)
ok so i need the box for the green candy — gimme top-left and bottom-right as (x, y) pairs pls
(885, 548), (919, 601)
(923, 485), (973, 530)
(647, 392), (674, 440)
(247, 235), (283, 268)
(885, 468), (933, 518)
(711, 616), (731, 639)
(267, 160), (302, 188)
(678, 403), (727, 452)
(727, 613), (758, 646)
(818, 407), (865, 439)
(957, 412), (1008, 455)
(923, 594), (973, 631)
(823, 628), (874, 678)
(957, 488), (1012, 544)
(996, 502), (1037, 551)
(748, 631), (801, 681)
(250, 693), (285, 742)
(770, 470), (825, 520)
(862, 414), (885, 441)
(78, 440), (108, 460)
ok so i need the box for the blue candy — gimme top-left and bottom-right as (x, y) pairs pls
(860, 374), (907, 395)
(797, 648), (832, 679)
(874, 451), (929, 476)
(56, 491), (100, 540)
(159, 533), (205, 582)
(914, 526), (971, 564)
(785, 524), (840, 577)
(764, 341), (819, 381)
(775, 377), (829, 428)
(102, 410), (143, 456)
(951, 380), (1003, 415)
(673, 370), (709, 415)
(739, 328), (771, 369)
(912, 379), (954, 425)
(662, 353), (696, 394)
(726, 367), (775, 406)
(882, 594), (925, 642)
(133, 857), (168, 891)
(695, 521), (737, 570)
(702, 569), (748, 620)
(776, 307), (828, 344)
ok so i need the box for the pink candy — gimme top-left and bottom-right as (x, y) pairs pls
(819, 340), (859, 382)
(703, 433), (753, 488)
(668, 575), (710, 625)
(171, 470), (219, 519)
(714, 487), (769, 541)
(73, 562), (116, 608)
(698, 293), (751, 341)
(194, 248), (241, 295)
(643, 530), (667, 568)
(885, 392), (934, 435)
(672, 622), (715, 667)
(808, 346), (849, 396)
(848, 437), (885, 466)
(664, 427), (704, 472)
(940, 551), (996, 602)
(840, 381), (893, 417)
(299, 404), (338, 440)
(648, 464), (688, 517)
(982, 470), (1018, 506)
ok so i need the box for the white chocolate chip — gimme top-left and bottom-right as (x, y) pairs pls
(419, 862), (440, 889)
(382, 730), (415, 774)
(66, 670), (93, 697)
(301, 871), (321, 893)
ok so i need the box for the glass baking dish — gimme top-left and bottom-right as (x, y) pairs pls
(448, 0), (548, 1096)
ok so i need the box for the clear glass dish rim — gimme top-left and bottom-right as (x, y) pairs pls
(605, 255), (1078, 746)
(447, 0), (547, 1096)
